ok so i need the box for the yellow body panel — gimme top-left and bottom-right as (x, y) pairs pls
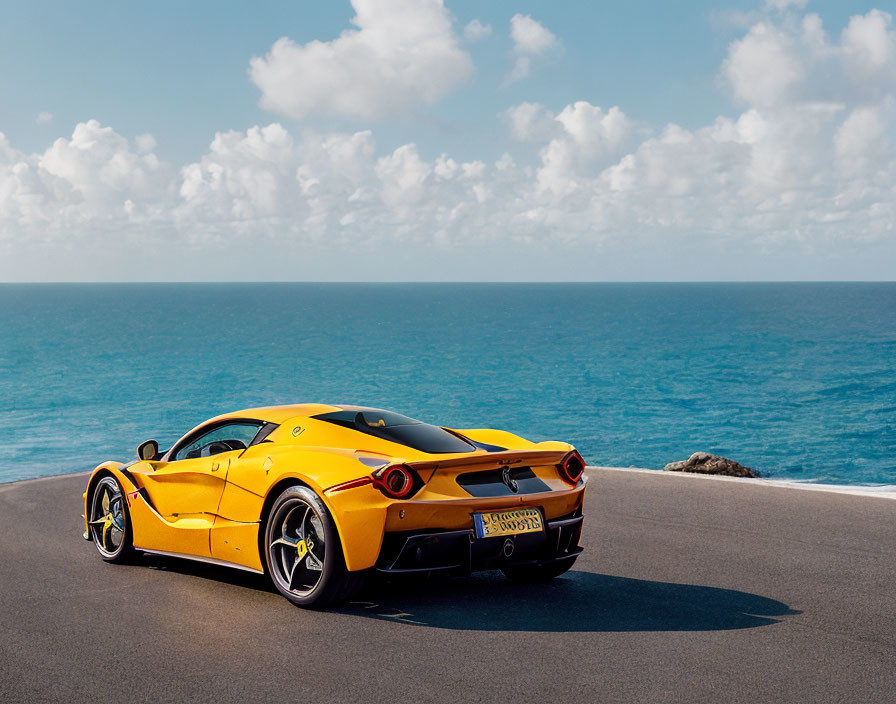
(83, 404), (587, 574)
(209, 517), (264, 571)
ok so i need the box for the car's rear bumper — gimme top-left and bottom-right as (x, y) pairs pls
(375, 510), (584, 575)
(325, 476), (586, 572)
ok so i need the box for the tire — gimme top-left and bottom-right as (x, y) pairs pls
(87, 474), (134, 563)
(263, 485), (365, 608)
(501, 556), (578, 583)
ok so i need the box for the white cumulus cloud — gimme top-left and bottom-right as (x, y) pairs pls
(249, 0), (473, 120)
(0, 120), (170, 241)
(724, 22), (805, 107)
(510, 14), (558, 54)
(507, 14), (559, 82)
(464, 19), (492, 42)
(503, 102), (557, 142)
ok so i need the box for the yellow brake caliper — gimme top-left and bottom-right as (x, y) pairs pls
(101, 514), (114, 546)
(89, 511), (115, 544)
(89, 490), (117, 546)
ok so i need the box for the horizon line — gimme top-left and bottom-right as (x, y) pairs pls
(1, 280), (895, 285)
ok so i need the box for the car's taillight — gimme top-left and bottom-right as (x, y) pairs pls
(372, 464), (418, 499)
(559, 450), (586, 485)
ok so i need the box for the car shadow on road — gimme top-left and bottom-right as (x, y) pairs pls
(340, 570), (800, 632)
(132, 555), (798, 633)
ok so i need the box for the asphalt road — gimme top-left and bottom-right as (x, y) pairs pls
(2, 469), (895, 703)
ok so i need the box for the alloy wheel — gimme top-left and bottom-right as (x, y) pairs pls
(268, 498), (328, 597)
(89, 477), (126, 558)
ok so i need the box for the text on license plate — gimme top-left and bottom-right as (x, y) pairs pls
(473, 507), (543, 539)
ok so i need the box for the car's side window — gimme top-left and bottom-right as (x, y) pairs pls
(172, 422), (262, 461)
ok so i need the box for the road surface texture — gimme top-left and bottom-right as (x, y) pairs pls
(1, 468), (895, 703)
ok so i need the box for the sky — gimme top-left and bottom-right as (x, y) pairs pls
(0, 0), (894, 281)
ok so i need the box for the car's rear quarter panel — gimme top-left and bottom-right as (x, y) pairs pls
(220, 438), (394, 572)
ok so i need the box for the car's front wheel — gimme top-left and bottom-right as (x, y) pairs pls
(88, 475), (134, 562)
(264, 485), (365, 608)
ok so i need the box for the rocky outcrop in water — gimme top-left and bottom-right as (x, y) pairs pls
(663, 452), (757, 478)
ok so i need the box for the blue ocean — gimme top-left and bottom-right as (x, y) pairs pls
(1, 283), (893, 485)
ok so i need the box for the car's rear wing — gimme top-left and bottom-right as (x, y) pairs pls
(328, 447), (584, 497)
(405, 449), (570, 474)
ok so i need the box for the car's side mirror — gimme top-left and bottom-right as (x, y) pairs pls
(137, 439), (159, 461)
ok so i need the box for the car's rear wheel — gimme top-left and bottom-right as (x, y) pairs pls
(501, 557), (578, 582)
(264, 485), (365, 608)
(88, 475), (133, 563)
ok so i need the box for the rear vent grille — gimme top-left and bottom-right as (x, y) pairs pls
(456, 467), (550, 497)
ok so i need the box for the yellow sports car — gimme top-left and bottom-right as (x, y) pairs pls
(83, 404), (587, 607)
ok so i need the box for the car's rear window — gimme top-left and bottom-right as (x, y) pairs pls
(312, 408), (474, 454)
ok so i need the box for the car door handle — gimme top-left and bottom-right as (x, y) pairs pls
(211, 461), (220, 471)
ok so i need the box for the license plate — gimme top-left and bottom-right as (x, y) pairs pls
(473, 507), (543, 539)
